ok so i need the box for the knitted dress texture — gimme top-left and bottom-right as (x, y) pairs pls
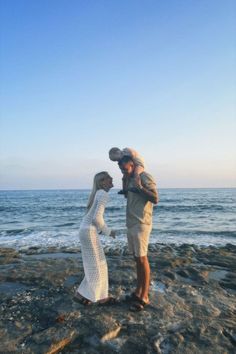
(77, 189), (111, 302)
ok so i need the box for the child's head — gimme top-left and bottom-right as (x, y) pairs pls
(109, 147), (123, 161)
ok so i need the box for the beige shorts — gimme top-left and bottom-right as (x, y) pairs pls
(127, 223), (152, 257)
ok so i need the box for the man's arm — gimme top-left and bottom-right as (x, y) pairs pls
(138, 184), (159, 204)
(129, 173), (159, 204)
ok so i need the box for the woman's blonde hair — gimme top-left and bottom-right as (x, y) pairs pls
(86, 171), (110, 211)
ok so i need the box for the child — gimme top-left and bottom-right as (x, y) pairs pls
(109, 147), (145, 194)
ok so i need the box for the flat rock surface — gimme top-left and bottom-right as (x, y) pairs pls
(0, 243), (236, 353)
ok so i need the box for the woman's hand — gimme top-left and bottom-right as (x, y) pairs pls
(110, 230), (116, 238)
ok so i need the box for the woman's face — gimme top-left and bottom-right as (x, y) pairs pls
(102, 176), (113, 191)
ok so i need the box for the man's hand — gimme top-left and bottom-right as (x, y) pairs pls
(127, 187), (140, 193)
(127, 175), (143, 193)
(110, 230), (116, 238)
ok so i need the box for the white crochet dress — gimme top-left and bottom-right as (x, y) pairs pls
(77, 189), (111, 302)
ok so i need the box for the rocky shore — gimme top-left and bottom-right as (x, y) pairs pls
(0, 243), (236, 354)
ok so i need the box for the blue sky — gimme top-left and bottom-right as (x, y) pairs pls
(1, 0), (235, 189)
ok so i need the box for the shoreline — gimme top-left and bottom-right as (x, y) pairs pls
(1, 240), (236, 256)
(0, 243), (236, 353)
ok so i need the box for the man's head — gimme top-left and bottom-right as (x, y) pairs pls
(118, 156), (135, 176)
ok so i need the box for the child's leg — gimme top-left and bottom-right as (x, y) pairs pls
(118, 175), (128, 195)
(134, 166), (144, 186)
(135, 166), (144, 174)
(123, 175), (129, 191)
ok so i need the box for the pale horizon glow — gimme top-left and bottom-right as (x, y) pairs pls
(1, 0), (236, 190)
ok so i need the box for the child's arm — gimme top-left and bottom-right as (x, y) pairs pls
(134, 165), (144, 175)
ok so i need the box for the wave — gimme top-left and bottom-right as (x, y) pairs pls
(1, 230), (236, 250)
(1, 204), (234, 214)
(1, 227), (235, 240)
(155, 229), (236, 238)
(154, 204), (233, 212)
(0, 206), (21, 212)
(54, 222), (76, 227)
(3, 228), (31, 235)
(44, 206), (86, 212)
(106, 206), (124, 212)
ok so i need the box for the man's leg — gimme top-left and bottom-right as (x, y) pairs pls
(135, 256), (142, 298)
(135, 256), (150, 303)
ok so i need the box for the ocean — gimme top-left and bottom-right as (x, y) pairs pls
(0, 188), (235, 249)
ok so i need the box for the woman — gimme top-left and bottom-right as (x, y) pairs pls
(76, 171), (116, 305)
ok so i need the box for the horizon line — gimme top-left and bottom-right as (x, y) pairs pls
(0, 187), (236, 192)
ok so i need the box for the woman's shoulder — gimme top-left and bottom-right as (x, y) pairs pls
(95, 189), (109, 200)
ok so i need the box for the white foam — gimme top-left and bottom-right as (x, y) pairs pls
(0, 230), (236, 250)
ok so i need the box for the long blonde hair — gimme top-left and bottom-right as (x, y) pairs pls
(86, 171), (110, 212)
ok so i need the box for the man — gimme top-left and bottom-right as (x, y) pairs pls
(118, 155), (159, 311)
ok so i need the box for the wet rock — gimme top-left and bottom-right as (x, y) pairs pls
(0, 320), (32, 352)
(219, 280), (236, 291)
(25, 326), (77, 354)
(0, 244), (235, 353)
(0, 248), (21, 264)
(177, 269), (190, 278)
(163, 270), (176, 280)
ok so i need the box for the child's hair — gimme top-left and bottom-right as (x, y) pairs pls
(86, 171), (110, 211)
(109, 147), (123, 161)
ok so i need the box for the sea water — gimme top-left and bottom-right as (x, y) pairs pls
(0, 188), (235, 249)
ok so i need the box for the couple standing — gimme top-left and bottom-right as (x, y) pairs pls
(76, 149), (158, 312)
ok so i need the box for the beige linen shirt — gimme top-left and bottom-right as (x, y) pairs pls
(126, 172), (157, 228)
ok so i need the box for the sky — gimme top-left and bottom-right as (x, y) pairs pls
(0, 0), (236, 189)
